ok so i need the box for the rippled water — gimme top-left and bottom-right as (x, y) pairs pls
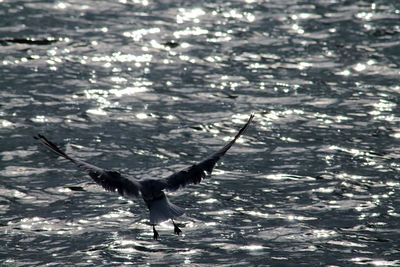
(1, 0), (400, 265)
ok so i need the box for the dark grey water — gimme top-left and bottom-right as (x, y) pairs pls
(1, 0), (400, 265)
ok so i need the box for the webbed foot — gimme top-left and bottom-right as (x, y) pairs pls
(153, 225), (159, 240)
(172, 220), (182, 235)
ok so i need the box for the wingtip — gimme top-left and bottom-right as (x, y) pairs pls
(34, 134), (45, 140)
(245, 113), (255, 126)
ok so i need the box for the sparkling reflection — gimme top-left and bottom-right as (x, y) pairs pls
(1, 0), (400, 265)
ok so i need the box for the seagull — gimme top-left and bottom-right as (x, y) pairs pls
(34, 114), (254, 240)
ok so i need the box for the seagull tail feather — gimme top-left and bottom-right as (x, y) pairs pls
(148, 197), (184, 224)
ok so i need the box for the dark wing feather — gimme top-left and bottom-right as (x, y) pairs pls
(163, 113), (254, 191)
(34, 134), (141, 198)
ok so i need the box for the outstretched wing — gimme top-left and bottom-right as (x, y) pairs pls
(34, 134), (141, 198)
(162, 114), (254, 191)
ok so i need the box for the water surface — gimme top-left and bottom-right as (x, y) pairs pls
(1, 0), (400, 265)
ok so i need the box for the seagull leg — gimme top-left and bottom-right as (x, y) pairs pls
(172, 219), (182, 235)
(152, 225), (159, 240)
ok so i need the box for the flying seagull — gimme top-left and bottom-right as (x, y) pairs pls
(34, 114), (254, 239)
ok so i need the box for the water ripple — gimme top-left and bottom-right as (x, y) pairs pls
(1, 0), (400, 265)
